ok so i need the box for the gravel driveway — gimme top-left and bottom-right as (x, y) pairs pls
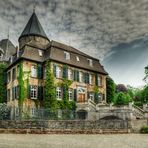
(0, 134), (147, 148)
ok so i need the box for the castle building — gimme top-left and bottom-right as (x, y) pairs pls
(6, 11), (108, 119)
(0, 39), (16, 63)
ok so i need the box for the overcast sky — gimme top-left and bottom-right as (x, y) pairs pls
(0, 0), (148, 87)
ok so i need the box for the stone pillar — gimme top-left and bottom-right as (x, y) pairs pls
(143, 104), (147, 111)
(128, 102), (133, 110)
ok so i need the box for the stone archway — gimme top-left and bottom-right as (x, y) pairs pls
(77, 110), (88, 120)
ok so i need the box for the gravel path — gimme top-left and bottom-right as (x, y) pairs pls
(0, 134), (147, 148)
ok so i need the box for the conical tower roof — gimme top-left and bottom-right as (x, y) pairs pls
(19, 12), (49, 41)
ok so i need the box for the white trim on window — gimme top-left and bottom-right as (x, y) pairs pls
(56, 87), (62, 100)
(30, 85), (38, 100)
(64, 51), (70, 60)
(68, 68), (73, 80)
(31, 65), (37, 78)
(56, 66), (62, 78)
(68, 89), (73, 101)
(87, 59), (93, 67)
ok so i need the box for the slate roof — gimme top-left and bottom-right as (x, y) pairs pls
(8, 12), (108, 75)
(19, 12), (48, 41)
(0, 39), (16, 61)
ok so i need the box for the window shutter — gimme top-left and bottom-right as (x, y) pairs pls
(38, 64), (43, 79)
(85, 73), (89, 84)
(95, 74), (98, 86)
(74, 70), (77, 81)
(63, 66), (68, 79)
(38, 86), (43, 100)
(63, 86), (66, 100)
(94, 92), (99, 104)
(53, 64), (56, 77)
(77, 71), (79, 82)
(74, 89), (77, 102)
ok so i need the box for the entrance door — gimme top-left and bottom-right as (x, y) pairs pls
(78, 93), (85, 102)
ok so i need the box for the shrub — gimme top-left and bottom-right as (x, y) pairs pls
(0, 103), (10, 120)
(140, 126), (148, 133)
(114, 92), (131, 105)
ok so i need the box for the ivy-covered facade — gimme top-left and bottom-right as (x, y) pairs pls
(5, 11), (108, 119)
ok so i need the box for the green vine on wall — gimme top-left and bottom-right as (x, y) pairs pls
(44, 60), (56, 109)
(0, 63), (7, 103)
(18, 62), (25, 106)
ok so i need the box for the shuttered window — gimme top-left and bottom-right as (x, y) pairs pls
(38, 64), (43, 79)
(38, 86), (43, 100)
(63, 66), (68, 79)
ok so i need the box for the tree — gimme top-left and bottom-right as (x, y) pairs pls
(44, 61), (56, 109)
(143, 65), (148, 83)
(116, 84), (128, 93)
(115, 92), (131, 105)
(141, 86), (148, 103)
(106, 77), (116, 103)
(0, 63), (7, 103)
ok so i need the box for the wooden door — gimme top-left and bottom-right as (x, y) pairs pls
(78, 94), (85, 102)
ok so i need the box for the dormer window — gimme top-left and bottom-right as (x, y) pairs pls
(64, 51), (70, 60)
(87, 59), (93, 67)
(76, 56), (80, 62)
(38, 50), (43, 56)
(10, 56), (13, 63)
(0, 52), (3, 60)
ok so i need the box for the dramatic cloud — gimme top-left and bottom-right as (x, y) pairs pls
(0, 0), (148, 86)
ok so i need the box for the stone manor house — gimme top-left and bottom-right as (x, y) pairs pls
(5, 11), (108, 119)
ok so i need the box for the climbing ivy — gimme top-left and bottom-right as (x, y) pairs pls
(93, 85), (100, 104)
(44, 60), (56, 109)
(44, 62), (76, 110)
(0, 63), (7, 103)
(17, 62), (25, 118)
(61, 78), (75, 109)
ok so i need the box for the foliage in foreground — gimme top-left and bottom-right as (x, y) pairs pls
(106, 77), (116, 103)
(114, 92), (132, 105)
(140, 126), (148, 133)
(0, 63), (7, 103)
(0, 103), (10, 120)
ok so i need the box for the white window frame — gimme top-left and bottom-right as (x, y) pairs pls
(64, 51), (70, 60)
(89, 74), (93, 85)
(30, 85), (38, 100)
(76, 56), (80, 62)
(31, 65), (37, 78)
(56, 87), (62, 100)
(56, 66), (62, 78)
(68, 89), (73, 101)
(87, 59), (93, 67)
(38, 50), (43, 56)
(68, 68), (73, 80)
(89, 92), (94, 101)
(79, 71), (83, 83)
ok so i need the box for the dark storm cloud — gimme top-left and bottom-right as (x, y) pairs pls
(0, 0), (148, 86)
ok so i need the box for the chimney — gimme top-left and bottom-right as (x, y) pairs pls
(16, 46), (19, 57)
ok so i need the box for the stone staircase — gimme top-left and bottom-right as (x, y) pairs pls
(132, 105), (145, 119)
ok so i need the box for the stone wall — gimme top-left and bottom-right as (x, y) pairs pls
(131, 119), (147, 133)
(0, 119), (130, 134)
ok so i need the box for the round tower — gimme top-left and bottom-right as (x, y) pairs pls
(18, 11), (50, 49)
